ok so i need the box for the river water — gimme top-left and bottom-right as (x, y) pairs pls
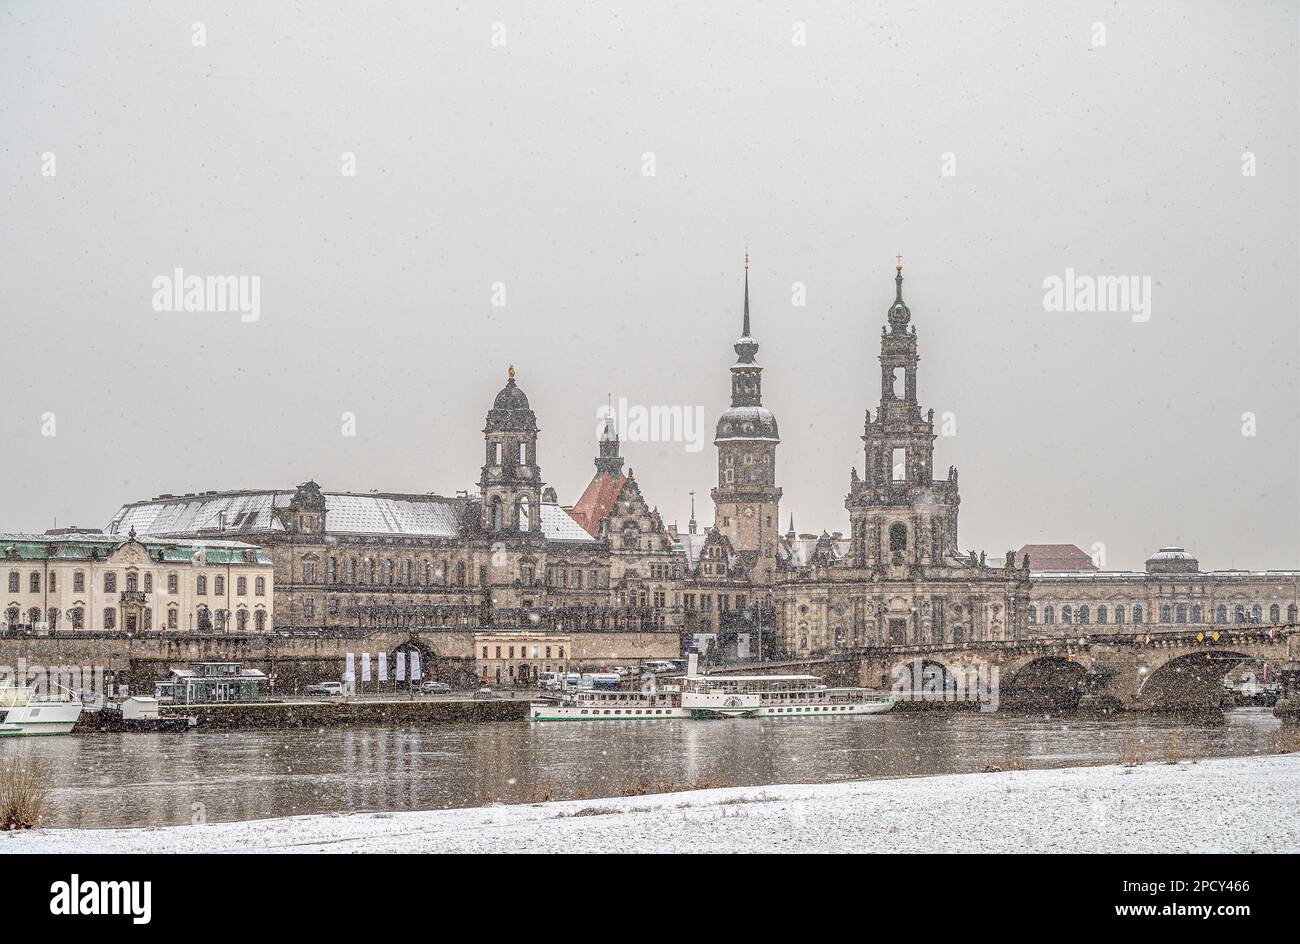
(15, 708), (1289, 829)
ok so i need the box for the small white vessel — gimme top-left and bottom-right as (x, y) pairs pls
(681, 674), (893, 719)
(529, 684), (687, 721)
(0, 683), (83, 736)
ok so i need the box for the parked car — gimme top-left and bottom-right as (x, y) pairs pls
(419, 681), (451, 694)
(306, 681), (344, 696)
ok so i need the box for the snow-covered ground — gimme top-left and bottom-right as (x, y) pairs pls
(7, 754), (1298, 853)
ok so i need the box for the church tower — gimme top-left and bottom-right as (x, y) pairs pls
(847, 262), (960, 571)
(480, 366), (543, 533)
(710, 255), (782, 579)
(594, 400), (624, 476)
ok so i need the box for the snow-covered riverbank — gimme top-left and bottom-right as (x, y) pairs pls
(8, 754), (1298, 853)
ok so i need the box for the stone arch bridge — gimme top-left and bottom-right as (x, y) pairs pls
(711, 627), (1299, 711)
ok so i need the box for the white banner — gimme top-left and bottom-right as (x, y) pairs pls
(377, 651), (388, 682)
(396, 651), (407, 682)
(361, 652), (371, 683)
(410, 651), (422, 681)
(344, 652), (355, 683)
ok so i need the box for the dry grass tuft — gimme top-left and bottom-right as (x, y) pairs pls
(1120, 737), (1146, 768)
(1163, 734), (1183, 765)
(0, 750), (51, 830)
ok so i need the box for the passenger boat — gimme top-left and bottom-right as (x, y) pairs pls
(0, 683), (83, 736)
(680, 674), (893, 719)
(528, 685), (688, 721)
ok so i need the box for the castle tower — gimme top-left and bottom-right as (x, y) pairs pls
(710, 254), (782, 579)
(480, 366), (543, 533)
(847, 261), (960, 570)
(594, 398), (624, 476)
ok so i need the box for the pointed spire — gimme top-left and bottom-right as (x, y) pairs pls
(688, 491), (697, 535)
(595, 395), (623, 476)
(888, 255), (911, 330)
(733, 253), (759, 365)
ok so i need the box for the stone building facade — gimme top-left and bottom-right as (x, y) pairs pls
(2, 530), (273, 634)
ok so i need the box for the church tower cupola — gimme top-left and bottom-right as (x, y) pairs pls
(480, 365), (544, 533)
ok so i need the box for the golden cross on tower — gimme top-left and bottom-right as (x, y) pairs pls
(508, 364), (515, 381)
(744, 251), (749, 271)
(895, 253), (904, 270)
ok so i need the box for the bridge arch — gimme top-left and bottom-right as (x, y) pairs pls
(1001, 656), (1088, 710)
(1137, 650), (1250, 710)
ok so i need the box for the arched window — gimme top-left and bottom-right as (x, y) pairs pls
(69, 607), (84, 630)
(518, 496), (531, 531)
(27, 607), (41, 625)
(1062, 605), (1073, 625)
(435, 560), (447, 585)
(47, 608), (59, 631)
(29, 572), (40, 593)
(126, 572), (138, 592)
(103, 607), (116, 630)
(383, 560), (394, 585)
(361, 558), (373, 583)
(1288, 604), (1298, 623)
(400, 560), (411, 585)
(237, 609), (249, 631)
(888, 523), (907, 553)
(167, 607), (177, 630)
(1114, 604), (1125, 624)
(1027, 605), (1037, 624)
(1160, 604), (1172, 623)
(1175, 604), (1187, 624)
(143, 607), (152, 631)
(457, 561), (467, 587)
(1044, 605), (1055, 625)
(1234, 604), (1245, 624)
(255, 610), (267, 632)
(6, 572), (16, 593)
(1251, 604), (1262, 623)
(1078, 605), (1089, 624)
(5, 606), (20, 629)
(1191, 604), (1203, 623)
(1132, 604), (1144, 624)
(1215, 604), (1227, 624)
(326, 558), (336, 585)
(197, 607), (212, 632)
(1096, 605), (1107, 625)
(421, 560), (431, 585)
(490, 497), (504, 531)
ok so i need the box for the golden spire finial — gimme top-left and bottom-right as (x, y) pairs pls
(508, 364), (515, 381)
(895, 252), (904, 271)
(744, 251), (749, 271)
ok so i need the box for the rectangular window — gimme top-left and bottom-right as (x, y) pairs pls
(303, 563), (315, 582)
(104, 608), (116, 630)
(303, 598), (314, 619)
(167, 609), (178, 630)
(167, 573), (178, 594)
(104, 572), (117, 593)
(74, 571), (85, 592)
(143, 573), (152, 593)
(237, 577), (247, 595)
(214, 575), (224, 595)
(482, 645), (489, 658)
(892, 448), (906, 481)
(197, 576), (206, 595)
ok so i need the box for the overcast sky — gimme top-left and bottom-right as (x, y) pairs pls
(1, 1), (1296, 570)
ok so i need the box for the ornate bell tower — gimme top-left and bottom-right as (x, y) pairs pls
(480, 366), (543, 533)
(847, 261), (960, 571)
(710, 255), (782, 579)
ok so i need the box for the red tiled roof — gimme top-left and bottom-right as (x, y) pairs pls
(1017, 544), (1098, 571)
(567, 471), (627, 537)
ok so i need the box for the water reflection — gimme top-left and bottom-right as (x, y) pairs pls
(12, 708), (1286, 829)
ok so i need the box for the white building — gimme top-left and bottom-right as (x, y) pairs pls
(2, 529), (274, 633)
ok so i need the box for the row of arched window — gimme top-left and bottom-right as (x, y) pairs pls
(1029, 602), (1297, 626)
(4, 605), (268, 632)
(325, 556), (469, 588)
(7, 570), (263, 596)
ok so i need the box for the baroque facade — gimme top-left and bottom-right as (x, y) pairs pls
(2, 530), (273, 633)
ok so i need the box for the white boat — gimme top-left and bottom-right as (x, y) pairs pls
(680, 674), (894, 719)
(0, 683), (83, 736)
(529, 685), (688, 721)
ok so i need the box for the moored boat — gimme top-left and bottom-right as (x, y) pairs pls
(680, 674), (893, 719)
(0, 683), (83, 736)
(528, 685), (687, 721)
